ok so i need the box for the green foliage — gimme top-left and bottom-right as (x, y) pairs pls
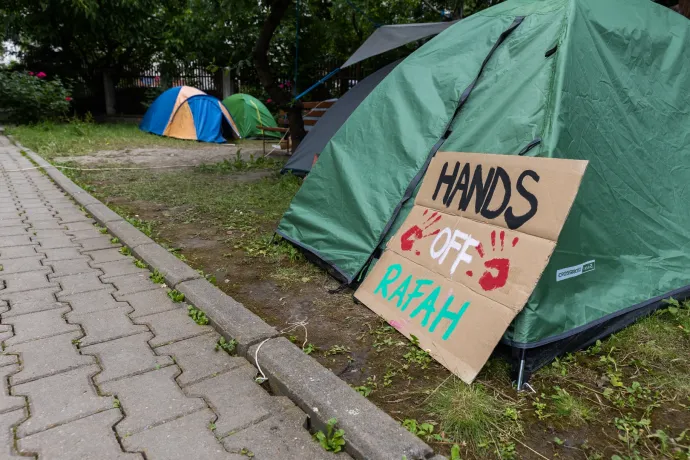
(197, 153), (283, 174)
(133, 259), (147, 269)
(188, 305), (209, 325)
(167, 289), (185, 303)
(303, 343), (317, 355)
(403, 419), (438, 441)
(0, 71), (70, 124)
(149, 270), (165, 285)
(119, 246), (131, 256)
(313, 418), (346, 453)
(215, 337), (238, 355)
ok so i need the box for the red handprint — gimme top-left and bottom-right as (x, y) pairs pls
(467, 230), (519, 291)
(400, 210), (442, 256)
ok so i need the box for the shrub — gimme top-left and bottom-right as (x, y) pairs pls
(0, 71), (71, 124)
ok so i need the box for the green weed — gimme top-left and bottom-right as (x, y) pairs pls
(133, 259), (147, 269)
(313, 418), (346, 453)
(188, 305), (209, 326)
(215, 337), (238, 355)
(150, 270), (165, 285)
(119, 246), (131, 256)
(324, 345), (350, 357)
(167, 289), (185, 302)
(110, 237), (120, 244)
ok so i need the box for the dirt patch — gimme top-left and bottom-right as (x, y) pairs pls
(53, 144), (287, 167)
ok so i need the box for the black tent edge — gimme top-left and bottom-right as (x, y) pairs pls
(498, 282), (690, 385)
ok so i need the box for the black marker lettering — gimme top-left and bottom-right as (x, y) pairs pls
(432, 162), (459, 205)
(504, 169), (539, 229)
(480, 167), (511, 220)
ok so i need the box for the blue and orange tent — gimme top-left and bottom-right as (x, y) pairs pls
(140, 86), (240, 143)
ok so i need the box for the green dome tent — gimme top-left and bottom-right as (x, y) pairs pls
(277, 0), (690, 379)
(221, 94), (281, 139)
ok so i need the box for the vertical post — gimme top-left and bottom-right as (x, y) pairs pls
(293, 0), (300, 96)
(103, 71), (116, 116)
(222, 68), (234, 98)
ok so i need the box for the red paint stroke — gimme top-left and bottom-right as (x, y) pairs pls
(423, 209), (428, 216)
(500, 230), (505, 251)
(512, 236), (519, 247)
(476, 242), (485, 258)
(479, 258), (510, 291)
(415, 250), (420, 256)
(466, 270), (473, 277)
(490, 230), (496, 249)
(399, 211), (443, 255)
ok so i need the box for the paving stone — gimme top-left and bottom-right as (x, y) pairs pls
(0, 211), (21, 221)
(0, 287), (62, 317)
(56, 211), (93, 224)
(2, 307), (79, 346)
(7, 332), (93, 385)
(157, 333), (245, 387)
(134, 308), (213, 348)
(0, 226), (29, 237)
(117, 288), (180, 318)
(0, 235), (32, 248)
(110, 272), (164, 297)
(0, 324), (13, 342)
(122, 408), (241, 460)
(87, 248), (130, 264)
(222, 405), (346, 460)
(0, 255), (44, 274)
(54, 272), (111, 296)
(0, 219), (25, 229)
(76, 235), (121, 252)
(107, 220), (155, 249)
(0, 270), (57, 294)
(26, 220), (64, 230)
(96, 259), (149, 281)
(14, 364), (113, 437)
(0, 353), (18, 367)
(18, 409), (141, 460)
(0, 409), (24, 458)
(0, 364), (25, 414)
(58, 289), (123, 315)
(39, 247), (88, 261)
(186, 363), (293, 437)
(22, 209), (55, 219)
(31, 229), (70, 238)
(82, 332), (173, 384)
(35, 235), (79, 250)
(101, 366), (205, 436)
(0, 245), (39, 259)
(63, 220), (98, 231)
(68, 307), (147, 347)
(18, 201), (52, 210)
(65, 228), (106, 240)
(44, 258), (94, 277)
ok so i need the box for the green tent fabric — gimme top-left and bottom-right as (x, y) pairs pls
(277, 0), (690, 374)
(222, 94), (281, 139)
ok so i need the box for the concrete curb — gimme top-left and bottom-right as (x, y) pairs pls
(13, 139), (443, 460)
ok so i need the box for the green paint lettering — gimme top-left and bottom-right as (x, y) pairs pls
(429, 298), (470, 340)
(374, 263), (402, 298)
(409, 286), (440, 327)
(388, 275), (411, 308)
(401, 279), (433, 312)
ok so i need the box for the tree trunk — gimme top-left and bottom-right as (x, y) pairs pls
(678, 0), (690, 18)
(102, 71), (116, 116)
(253, 0), (306, 149)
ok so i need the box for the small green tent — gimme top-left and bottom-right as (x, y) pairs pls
(277, 0), (690, 378)
(222, 94), (281, 139)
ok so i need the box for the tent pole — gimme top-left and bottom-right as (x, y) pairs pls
(516, 348), (527, 391)
(294, 68), (341, 101)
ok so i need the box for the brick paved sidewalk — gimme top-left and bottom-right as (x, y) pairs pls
(0, 135), (347, 459)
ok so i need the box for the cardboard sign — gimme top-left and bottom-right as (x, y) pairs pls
(355, 151), (588, 383)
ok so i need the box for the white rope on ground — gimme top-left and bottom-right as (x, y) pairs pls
(1, 164), (199, 173)
(254, 318), (309, 384)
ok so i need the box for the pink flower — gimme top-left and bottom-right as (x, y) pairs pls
(28, 71), (34, 76)
(266, 99), (273, 103)
(278, 83), (284, 89)
(65, 96), (72, 102)
(36, 72), (47, 78)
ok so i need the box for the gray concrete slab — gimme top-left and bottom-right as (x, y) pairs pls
(0, 408), (24, 458)
(101, 366), (205, 437)
(14, 364), (112, 437)
(0, 364), (25, 414)
(67, 307), (148, 347)
(2, 307), (79, 346)
(57, 289), (123, 315)
(17, 409), (141, 460)
(133, 308), (213, 348)
(116, 289), (181, 318)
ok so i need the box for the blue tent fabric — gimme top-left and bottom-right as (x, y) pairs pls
(139, 86), (240, 143)
(140, 87), (181, 135)
(188, 96), (227, 143)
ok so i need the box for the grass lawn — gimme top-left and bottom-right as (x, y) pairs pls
(10, 123), (690, 460)
(6, 120), (264, 161)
